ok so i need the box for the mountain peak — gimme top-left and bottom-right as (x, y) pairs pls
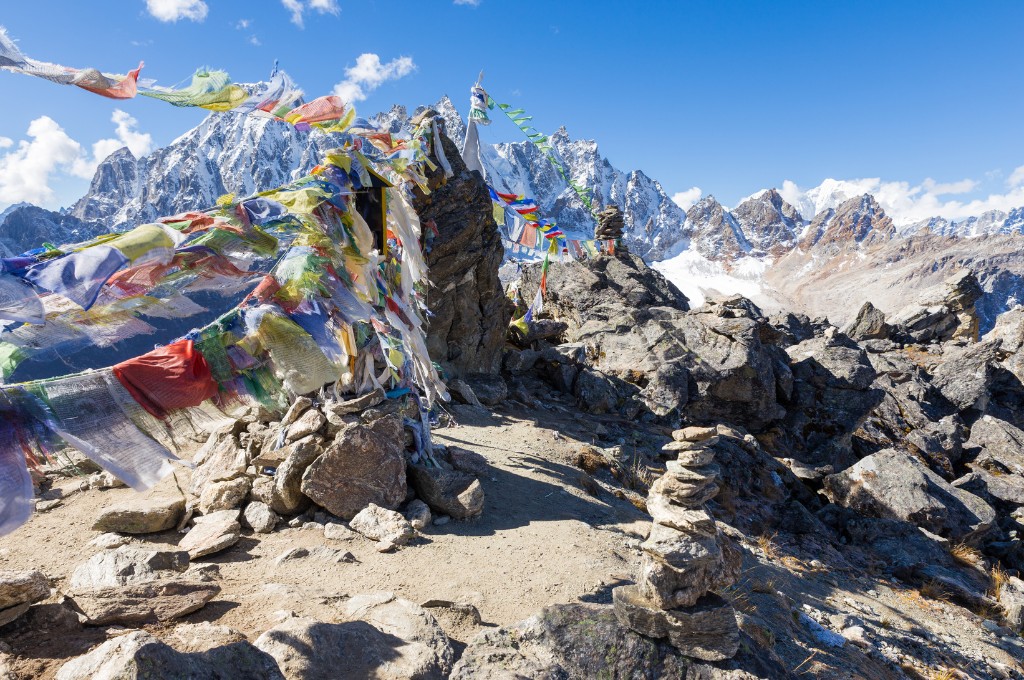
(798, 192), (894, 252)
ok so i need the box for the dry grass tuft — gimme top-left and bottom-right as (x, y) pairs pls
(931, 668), (960, 680)
(949, 542), (984, 567)
(990, 564), (1010, 601)
(756, 532), (779, 561)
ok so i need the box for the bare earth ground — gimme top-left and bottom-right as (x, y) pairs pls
(1, 396), (1023, 678)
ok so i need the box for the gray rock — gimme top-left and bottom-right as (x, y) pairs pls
(931, 340), (1002, 411)
(612, 586), (740, 661)
(87, 533), (130, 550)
(349, 504), (415, 546)
(255, 599), (454, 680)
(844, 301), (891, 340)
(402, 500), (432, 531)
(285, 408), (326, 443)
(416, 133), (510, 379)
(322, 387), (386, 424)
(0, 571), (49, 610)
(954, 469), (1024, 506)
(890, 270), (983, 343)
(243, 501), (279, 534)
(197, 476), (251, 515)
(324, 522), (358, 542)
(407, 464), (484, 520)
(451, 602), (766, 678)
(270, 434), (325, 515)
(301, 416), (406, 519)
(823, 449), (996, 542)
(188, 432), (248, 498)
(54, 629), (283, 680)
(66, 580), (220, 626)
(0, 602), (31, 627)
(88, 471), (126, 490)
(448, 379), (482, 407)
(179, 510), (241, 559)
(965, 415), (1024, 475)
(280, 396), (312, 427)
(443, 446), (490, 478)
(464, 374), (508, 406)
(999, 575), (1024, 632)
(93, 474), (186, 534)
(69, 547), (188, 590)
(573, 368), (619, 414)
(341, 592), (454, 676)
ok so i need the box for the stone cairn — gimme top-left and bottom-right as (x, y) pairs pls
(595, 204), (625, 242)
(612, 425), (740, 661)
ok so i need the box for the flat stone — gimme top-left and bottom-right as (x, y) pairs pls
(667, 449), (716, 467)
(93, 474), (186, 534)
(69, 547), (188, 590)
(407, 464), (484, 520)
(349, 504), (415, 546)
(641, 523), (722, 568)
(672, 426), (719, 443)
(0, 602), (31, 627)
(662, 437), (719, 453)
(197, 477), (251, 515)
(322, 387), (386, 423)
(66, 580), (220, 626)
(87, 533), (131, 550)
(324, 523), (358, 542)
(301, 416), (406, 520)
(636, 552), (733, 609)
(646, 495), (717, 535)
(285, 408), (326, 443)
(649, 475), (718, 507)
(242, 501), (279, 534)
(179, 510), (241, 559)
(612, 586), (740, 661)
(188, 432), (247, 498)
(0, 570), (49, 610)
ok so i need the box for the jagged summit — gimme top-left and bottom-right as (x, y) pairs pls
(798, 193), (894, 252)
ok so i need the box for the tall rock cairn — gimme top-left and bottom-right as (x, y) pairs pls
(612, 425), (740, 661)
(595, 205), (625, 243)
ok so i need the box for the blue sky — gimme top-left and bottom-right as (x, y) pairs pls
(1, 0), (1023, 223)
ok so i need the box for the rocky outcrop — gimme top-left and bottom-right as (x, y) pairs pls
(414, 131), (509, 378)
(823, 449), (996, 543)
(890, 271), (983, 343)
(843, 301), (891, 340)
(613, 427), (740, 661)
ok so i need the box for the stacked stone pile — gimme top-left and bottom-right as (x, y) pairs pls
(612, 425), (740, 661)
(594, 205), (625, 242)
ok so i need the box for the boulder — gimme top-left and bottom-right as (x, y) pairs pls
(965, 415), (1024, 474)
(197, 476), (251, 515)
(0, 570), (49, 611)
(448, 379), (482, 407)
(69, 547), (189, 590)
(269, 434), (325, 515)
(65, 580), (220, 626)
(178, 510), (241, 559)
(954, 469), (1024, 506)
(322, 387), (386, 423)
(341, 592), (454, 676)
(349, 504), (415, 545)
(402, 500), (432, 531)
(823, 449), (996, 542)
(54, 629), (282, 680)
(188, 432), (248, 498)
(407, 464), (484, 520)
(255, 601), (453, 680)
(285, 408), (326, 443)
(463, 374), (508, 406)
(612, 587), (740, 662)
(280, 396), (312, 427)
(890, 270), (983, 343)
(415, 132), (510, 378)
(93, 473), (186, 534)
(443, 446), (490, 478)
(843, 301), (891, 340)
(779, 335), (883, 472)
(931, 341), (1002, 412)
(450, 602), (777, 679)
(301, 416), (407, 519)
(243, 501), (279, 534)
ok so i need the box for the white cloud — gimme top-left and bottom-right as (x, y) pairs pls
(88, 110), (154, 166)
(1008, 165), (1024, 188)
(333, 53), (416, 102)
(282, 0), (339, 28)
(0, 117), (88, 207)
(235, 18), (251, 29)
(0, 137), (12, 149)
(0, 112), (153, 209)
(249, 35), (262, 46)
(454, 0), (481, 5)
(672, 187), (702, 212)
(781, 174), (1024, 227)
(145, 0), (208, 22)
